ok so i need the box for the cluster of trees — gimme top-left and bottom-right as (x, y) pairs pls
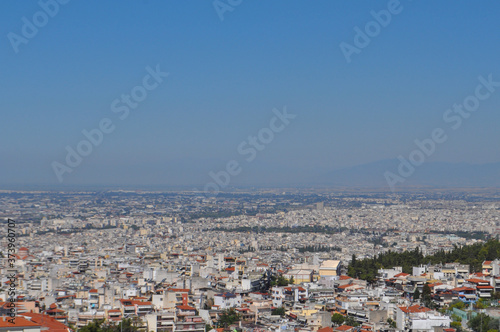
(297, 245), (341, 253)
(467, 312), (499, 332)
(257, 245), (341, 253)
(238, 246), (256, 253)
(446, 298), (499, 332)
(270, 275), (294, 286)
(78, 318), (139, 332)
(217, 308), (240, 328)
(190, 211), (246, 220)
(271, 307), (286, 317)
(331, 313), (345, 326)
(330, 313), (359, 327)
(368, 236), (388, 247)
(348, 239), (500, 282)
(213, 225), (347, 234)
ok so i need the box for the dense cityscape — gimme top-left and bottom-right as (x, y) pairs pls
(3, 1), (500, 332)
(2, 189), (500, 332)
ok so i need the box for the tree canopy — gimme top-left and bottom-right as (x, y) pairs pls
(348, 239), (500, 282)
(468, 313), (499, 332)
(272, 307), (286, 317)
(79, 318), (138, 332)
(218, 308), (240, 328)
(331, 313), (345, 326)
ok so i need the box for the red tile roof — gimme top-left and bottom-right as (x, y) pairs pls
(394, 273), (410, 278)
(166, 288), (190, 292)
(318, 327), (334, 332)
(338, 284), (362, 289)
(428, 282), (443, 288)
(0, 317), (40, 328)
(177, 304), (196, 311)
(467, 278), (489, 284)
(399, 305), (431, 313)
(22, 313), (71, 332)
(131, 300), (152, 306)
(452, 287), (475, 292)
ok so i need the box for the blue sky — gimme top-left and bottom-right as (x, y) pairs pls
(1, 0), (500, 187)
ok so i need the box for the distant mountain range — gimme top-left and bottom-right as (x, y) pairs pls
(314, 159), (500, 189)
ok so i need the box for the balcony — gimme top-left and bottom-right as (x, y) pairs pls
(159, 321), (175, 326)
(157, 315), (175, 322)
(175, 323), (205, 332)
(157, 328), (173, 332)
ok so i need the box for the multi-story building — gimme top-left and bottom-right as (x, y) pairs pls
(145, 311), (176, 332)
(213, 292), (241, 309)
(319, 260), (341, 278)
(396, 305), (450, 331)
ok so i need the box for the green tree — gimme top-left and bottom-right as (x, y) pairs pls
(116, 318), (139, 332)
(450, 321), (462, 332)
(272, 307), (286, 317)
(413, 288), (420, 300)
(387, 318), (396, 328)
(331, 313), (345, 326)
(344, 316), (359, 327)
(422, 284), (432, 308)
(467, 313), (499, 332)
(218, 308), (240, 328)
(347, 239), (500, 281)
(79, 319), (107, 332)
(475, 298), (487, 309)
(272, 276), (291, 286)
(449, 300), (466, 310)
(78, 318), (139, 332)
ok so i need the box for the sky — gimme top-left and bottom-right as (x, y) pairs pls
(1, 0), (500, 189)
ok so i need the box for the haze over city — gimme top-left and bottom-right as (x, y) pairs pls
(5, 3), (500, 332)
